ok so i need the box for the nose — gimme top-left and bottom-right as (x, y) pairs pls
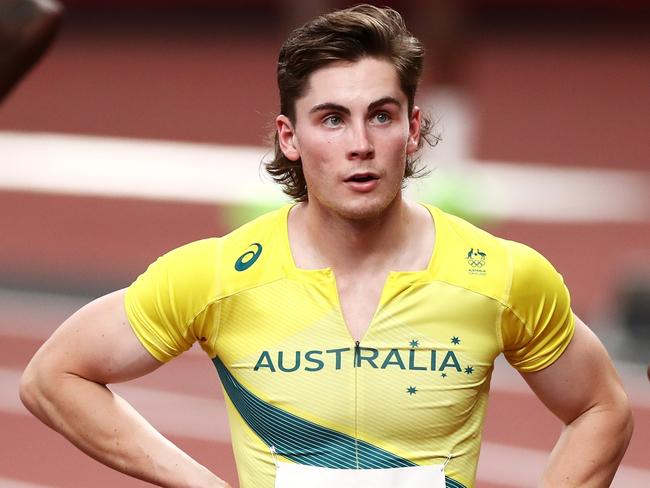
(347, 121), (374, 160)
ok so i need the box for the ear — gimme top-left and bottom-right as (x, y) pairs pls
(406, 105), (421, 155)
(276, 115), (301, 161)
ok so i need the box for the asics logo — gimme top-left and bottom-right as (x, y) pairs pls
(235, 243), (263, 271)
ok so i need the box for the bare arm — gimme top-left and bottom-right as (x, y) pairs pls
(19, 289), (230, 488)
(0, 0), (62, 101)
(523, 316), (633, 487)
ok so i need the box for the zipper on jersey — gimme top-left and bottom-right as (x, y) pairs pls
(354, 340), (360, 469)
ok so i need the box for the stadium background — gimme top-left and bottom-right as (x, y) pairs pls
(1, 0), (648, 486)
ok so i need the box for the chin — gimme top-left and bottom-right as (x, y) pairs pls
(333, 194), (400, 221)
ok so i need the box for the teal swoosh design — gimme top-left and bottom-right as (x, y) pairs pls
(212, 356), (466, 488)
(234, 243), (262, 271)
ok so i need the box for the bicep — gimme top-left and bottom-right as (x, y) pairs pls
(521, 315), (627, 425)
(26, 289), (163, 385)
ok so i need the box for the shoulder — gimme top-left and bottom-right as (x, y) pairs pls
(426, 207), (575, 371)
(425, 205), (513, 300)
(125, 237), (220, 327)
(216, 205), (287, 257)
(212, 205), (291, 297)
(127, 205), (291, 302)
(500, 238), (569, 308)
(123, 206), (293, 361)
(424, 205), (568, 307)
(428, 205), (506, 259)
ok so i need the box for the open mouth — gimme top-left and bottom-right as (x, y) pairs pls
(346, 174), (377, 183)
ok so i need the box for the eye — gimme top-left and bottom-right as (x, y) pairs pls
(323, 114), (343, 127)
(372, 112), (391, 124)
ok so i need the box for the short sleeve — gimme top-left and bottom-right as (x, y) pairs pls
(501, 241), (575, 373)
(124, 238), (220, 363)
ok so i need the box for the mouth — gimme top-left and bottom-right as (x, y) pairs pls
(345, 173), (378, 183)
(343, 172), (380, 192)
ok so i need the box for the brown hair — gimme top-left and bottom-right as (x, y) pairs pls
(265, 4), (438, 202)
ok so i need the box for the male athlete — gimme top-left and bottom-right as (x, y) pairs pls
(20, 5), (633, 488)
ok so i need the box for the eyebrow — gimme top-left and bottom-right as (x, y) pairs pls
(309, 102), (350, 116)
(309, 96), (402, 115)
(368, 96), (402, 112)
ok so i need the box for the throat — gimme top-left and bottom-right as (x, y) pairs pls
(288, 200), (434, 273)
(304, 203), (409, 267)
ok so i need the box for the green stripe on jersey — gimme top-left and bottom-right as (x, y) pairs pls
(212, 356), (466, 487)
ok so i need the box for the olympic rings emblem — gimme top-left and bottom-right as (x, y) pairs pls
(466, 248), (487, 268)
(467, 258), (485, 267)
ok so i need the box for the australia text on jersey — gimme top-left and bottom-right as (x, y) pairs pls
(253, 346), (472, 374)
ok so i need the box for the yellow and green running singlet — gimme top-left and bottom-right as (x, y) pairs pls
(125, 204), (575, 488)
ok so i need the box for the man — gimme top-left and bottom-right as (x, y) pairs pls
(20, 5), (633, 488)
(0, 0), (63, 102)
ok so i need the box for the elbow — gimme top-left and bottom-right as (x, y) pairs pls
(615, 405), (634, 466)
(607, 389), (634, 456)
(19, 362), (43, 416)
(619, 399), (634, 450)
(19, 359), (56, 420)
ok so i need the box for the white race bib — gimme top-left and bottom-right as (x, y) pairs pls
(274, 462), (446, 488)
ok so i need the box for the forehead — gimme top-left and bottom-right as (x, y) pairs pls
(298, 57), (405, 110)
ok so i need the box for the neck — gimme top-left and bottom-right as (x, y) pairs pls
(290, 195), (415, 271)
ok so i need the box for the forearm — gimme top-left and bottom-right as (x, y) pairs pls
(541, 401), (633, 487)
(20, 372), (229, 488)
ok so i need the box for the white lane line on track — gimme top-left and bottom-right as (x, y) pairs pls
(0, 131), (282, 206)
(0, 478), (52, 488)
(2, 367), (649, 487)
(2, 131), (649, 222)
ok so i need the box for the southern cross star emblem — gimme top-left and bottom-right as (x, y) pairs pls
(464, 366), (474, 375)
(451, 336), (461, 345)
(406, 386), (418, 395)
(409, 339), (419, 348)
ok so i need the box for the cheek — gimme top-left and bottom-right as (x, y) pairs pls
(298, 136), (338, 169)
(380, 130), (410, 156)
(295, 132), (329, 158)
(300, 153), (329, 186)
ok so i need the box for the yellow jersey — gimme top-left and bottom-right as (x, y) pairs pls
(125, 204), (574, 488)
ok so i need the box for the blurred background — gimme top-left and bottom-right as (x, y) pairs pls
(1, 0), (649, 486)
